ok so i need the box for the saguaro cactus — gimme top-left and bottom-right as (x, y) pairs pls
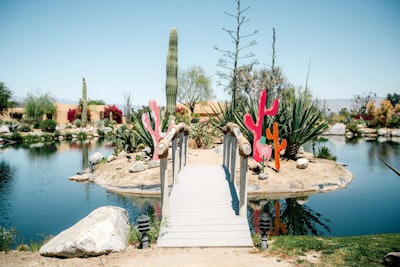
(82, 77), (87, 127)
(166, 28), (178, 115)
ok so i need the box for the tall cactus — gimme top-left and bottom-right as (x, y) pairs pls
(166, 28), (178, 115)
(81, 77), (87, 127)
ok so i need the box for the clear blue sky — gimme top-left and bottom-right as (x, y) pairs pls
(1, 0), (399, 106)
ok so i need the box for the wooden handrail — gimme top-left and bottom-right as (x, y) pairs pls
(157, 122), (188, 220)
(223, 122), (252, 218)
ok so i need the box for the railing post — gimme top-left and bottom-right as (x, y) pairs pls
(222, 126), (228, 167)
(184, 126), (189, 166)
(157, 142), (170, 220)
(172, 137), (178, 184)
(239, 155), (249, 217)
(230, 132), (237, 183)
(179, 130), (184, 171)
(226, 132), (231, 171)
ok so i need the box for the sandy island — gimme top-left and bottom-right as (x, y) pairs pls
(82, 146), (353, 200)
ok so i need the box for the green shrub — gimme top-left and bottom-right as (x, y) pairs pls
(7, 132), (23, 144)
(73, 119), (81, 128)
(317, 146), (337, 161)
(77, 131), (87, 140)
(33, 121), (40, 129)
(39, 119), (57, 133)
(0, 226), (16, 252)
(19, 124), (31, 132)
(388, 114), (400, 128)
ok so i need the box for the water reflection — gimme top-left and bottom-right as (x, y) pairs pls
(249, 197), (330, 236)
(0, 160), (15, 223)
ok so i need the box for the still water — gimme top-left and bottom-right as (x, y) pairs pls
(1, 137), (399, 245)
(0, 139), (159, 245)
(249, 136), (400, 236)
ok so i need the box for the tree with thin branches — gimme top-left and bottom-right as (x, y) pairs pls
(215, 0), (258, 111)
(0, 81), (14, 115)
(177, 65), (214, 113)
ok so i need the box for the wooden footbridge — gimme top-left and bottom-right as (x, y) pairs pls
(155, 123), (253, 247)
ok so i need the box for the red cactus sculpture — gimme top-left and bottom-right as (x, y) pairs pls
(142, 100), (174, 160)
(243, 90), (279, 162)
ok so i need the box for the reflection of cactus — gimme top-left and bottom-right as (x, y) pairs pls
(82, 77), (87, 127)
(166, 28), (178, 115)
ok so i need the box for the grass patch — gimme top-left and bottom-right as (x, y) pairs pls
(269, 234), (400, 266)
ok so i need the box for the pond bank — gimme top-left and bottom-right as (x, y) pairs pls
(72, 147), (354, 199)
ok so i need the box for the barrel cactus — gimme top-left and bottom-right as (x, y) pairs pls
(81, 77), (87, 127)
(166, 28), (178, 115)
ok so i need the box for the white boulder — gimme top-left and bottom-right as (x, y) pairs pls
(89, 152), (104, 165)
(40, 206), (130, 258)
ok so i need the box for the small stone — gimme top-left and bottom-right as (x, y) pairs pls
(107, 155), (116, 162)
(143, 147), (152, 155)
(258, 173), (268, 180)
(147, 160), (160, 169)
(296, 158), (309, 169)
(129, 161), (147, 172)
(298, 147), (304, 154)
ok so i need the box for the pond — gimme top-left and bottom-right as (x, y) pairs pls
(0, 139), (159, 245)
(1, 136), (399, 246)
(249, 136), (400, 236)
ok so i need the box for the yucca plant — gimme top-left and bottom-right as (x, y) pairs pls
(317, 146), (337, 161)
(279, 90), (329, 159)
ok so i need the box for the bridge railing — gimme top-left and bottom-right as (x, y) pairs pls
(222, 122), (252, 217)
(157, 122), (189, 220)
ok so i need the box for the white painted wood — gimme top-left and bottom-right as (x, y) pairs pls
(157, 165), (252, 247)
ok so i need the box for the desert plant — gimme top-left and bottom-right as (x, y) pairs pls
(77, 131), (87, 140)
(317, 146), (337, 161)
(24, 92), (56, 123)
(166, 27), (178, 115)
(111, 124), (137, 154)
(18, 123), (31, 132)
(73, 119), (81, 127)
(81, 77), (88, 127)
(39, 119), (57, 132)
(279, 90), (329, 159)
(189, 121), (218, 149)
(0, 226), (16, 252)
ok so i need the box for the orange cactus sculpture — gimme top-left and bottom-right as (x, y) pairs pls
(266, 122), (287, 171)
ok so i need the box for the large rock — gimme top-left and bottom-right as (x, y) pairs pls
(377, 128), (389, 136)
(324, 123), (346, 135)
(391, 129), (400, 137)
(383, 252), (400, 266)
(89, 152), (104, 165)
(40, 206), (130, 258)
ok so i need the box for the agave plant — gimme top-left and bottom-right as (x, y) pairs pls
(279, 90), (329, 159)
